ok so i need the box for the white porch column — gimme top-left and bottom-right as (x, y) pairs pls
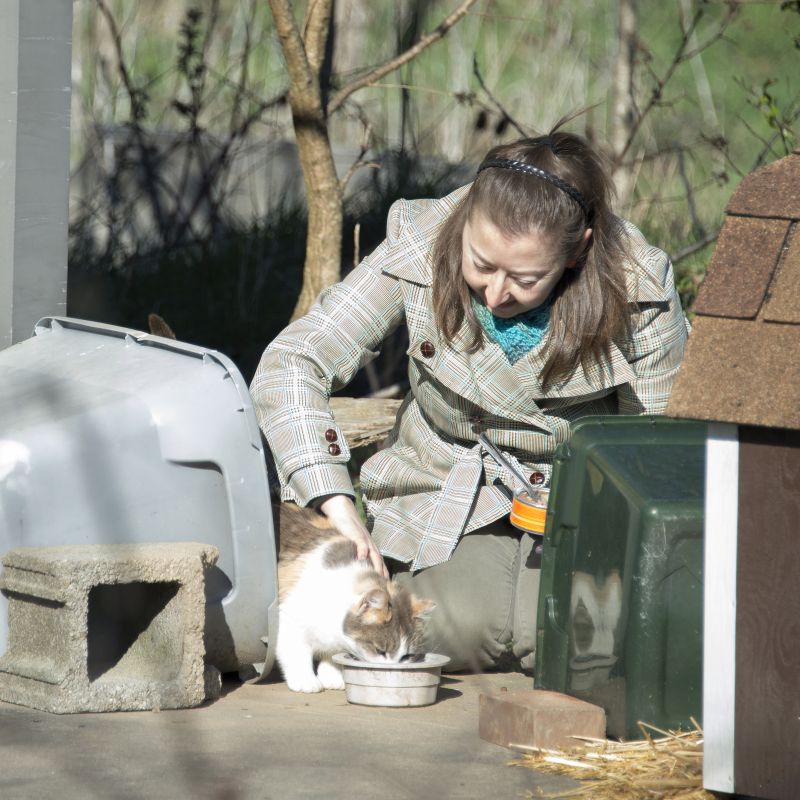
(0, 0), (73, 349)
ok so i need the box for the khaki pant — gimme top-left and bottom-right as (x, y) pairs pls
(393, 518), (541, 672)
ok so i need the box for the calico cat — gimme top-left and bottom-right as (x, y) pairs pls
(276, 503), (434, 693)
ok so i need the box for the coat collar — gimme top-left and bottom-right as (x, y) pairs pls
(379, 187), (469, 287)
(512, 338), (636, 400)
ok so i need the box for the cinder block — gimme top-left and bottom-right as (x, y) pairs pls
(0, 543), (221, 713)
(479, 689), (606, 751)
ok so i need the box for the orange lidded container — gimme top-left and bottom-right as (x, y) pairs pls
(509, 488), (550, 533)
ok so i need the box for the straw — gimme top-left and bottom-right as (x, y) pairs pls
(510, 718), (713, 800)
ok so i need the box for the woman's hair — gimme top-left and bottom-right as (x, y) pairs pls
(431, 122), (632, 388)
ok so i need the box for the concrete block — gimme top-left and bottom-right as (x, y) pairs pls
(479, 689), (606, 751)
(0, 543), (220, 713)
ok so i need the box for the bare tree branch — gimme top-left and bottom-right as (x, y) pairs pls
(672, 230), (720, 263)
(353, 222), (361, 269)
(327, 0), (479, 115)
(375, 81), (464, 99)
(615, 136), (718, 167)
(303, 0), (334, 77)
(229, 0), (257, 132)
(618, 7), (702, 163)
(96, 0), (170, 240)
(676, 147), (704, 236)
(616, 2), (738, 163)
(637, 175), (722, 206)
(472, 55), (530, 138)
(268, 0), (322, 117)
(339, 118), (379, 194)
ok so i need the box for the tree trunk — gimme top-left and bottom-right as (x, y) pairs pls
(291, 121), (342, 321)
(268, 0), (342, 322)
(610, 0), (638, 208)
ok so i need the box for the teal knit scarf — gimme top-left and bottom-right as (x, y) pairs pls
(471, 294), (552, 364)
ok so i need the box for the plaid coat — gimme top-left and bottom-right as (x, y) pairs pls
(250, 186), (688, 570)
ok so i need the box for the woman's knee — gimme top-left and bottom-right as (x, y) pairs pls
(420, 591), (508, 671)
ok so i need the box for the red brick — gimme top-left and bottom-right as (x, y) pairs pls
(479, 689), (606, 751)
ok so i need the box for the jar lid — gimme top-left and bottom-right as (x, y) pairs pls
(510, 492), (548, 533)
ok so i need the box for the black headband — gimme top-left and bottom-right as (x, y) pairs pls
(476, 157), (590, 221)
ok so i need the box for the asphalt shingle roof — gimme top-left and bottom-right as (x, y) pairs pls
(666, 147), (800, 430)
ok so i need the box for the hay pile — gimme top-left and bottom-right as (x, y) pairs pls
(514, 719), (714, 799)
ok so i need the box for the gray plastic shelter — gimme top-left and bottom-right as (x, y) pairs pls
(0, 317), (278, 675)
(0, 4), (278, 678)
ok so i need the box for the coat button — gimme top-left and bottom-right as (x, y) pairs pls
(328, 443), (341, 456)
(529, 471), (545, 485)
(420, 341), (436, 358)
(324, 428), (338, 443)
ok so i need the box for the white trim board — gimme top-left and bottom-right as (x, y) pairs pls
(703, 422), (739, 794)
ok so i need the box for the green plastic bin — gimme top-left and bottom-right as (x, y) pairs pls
(534, 416), (706, 739)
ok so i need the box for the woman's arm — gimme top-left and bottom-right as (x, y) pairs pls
(251, 240), (406, 504)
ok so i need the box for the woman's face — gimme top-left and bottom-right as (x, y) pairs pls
(461, 211), (570, 318)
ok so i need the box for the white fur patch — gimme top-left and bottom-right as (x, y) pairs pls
(277, 546), (373, 693)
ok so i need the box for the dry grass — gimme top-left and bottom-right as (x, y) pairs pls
(512, 718), (715, 800)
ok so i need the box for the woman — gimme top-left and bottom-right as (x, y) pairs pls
(251, 128), (688, 672)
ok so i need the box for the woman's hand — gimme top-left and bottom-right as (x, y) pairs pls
(319, 495), (389, 578)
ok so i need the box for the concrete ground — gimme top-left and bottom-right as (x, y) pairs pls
(0, 670), (578, 800)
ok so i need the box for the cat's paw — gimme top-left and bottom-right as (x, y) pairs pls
(317, 660), (345, 690)
(285, 674), (324, 693)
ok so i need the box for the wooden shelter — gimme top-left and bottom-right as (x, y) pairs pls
(666, 145), (800, 800)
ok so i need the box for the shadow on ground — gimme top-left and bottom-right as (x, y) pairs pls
(0, 671), (579, 800)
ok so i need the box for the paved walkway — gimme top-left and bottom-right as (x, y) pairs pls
(0, 670), (577, 800)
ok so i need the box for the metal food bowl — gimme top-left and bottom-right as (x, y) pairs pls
(332, 653), (451, 707)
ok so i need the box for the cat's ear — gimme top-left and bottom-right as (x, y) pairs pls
(410, 596), (436, 620)
(357, 588), (392, 623)
(361, 588), (387, 610)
